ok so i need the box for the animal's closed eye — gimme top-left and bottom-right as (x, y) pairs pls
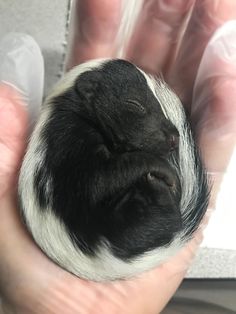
(146, 171), (175, 188)
(126, 100), (146, 114)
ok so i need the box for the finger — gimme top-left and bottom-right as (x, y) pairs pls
(66, 0), (122, 70)
(167, 0), (236, 106)
(192, 20), (236, 174)
(124, 0), (195, 74)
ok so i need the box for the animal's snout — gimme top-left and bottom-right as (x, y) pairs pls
(168, 134), (179, 151)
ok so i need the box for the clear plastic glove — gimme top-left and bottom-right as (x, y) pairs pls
(0, 33), (44, 127)
(1, 1), (236, 314)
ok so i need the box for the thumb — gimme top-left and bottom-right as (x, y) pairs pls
(0, 33), (44, 196)
(192, 20), (236, 173)
(192, 21), (236, 211)
(192, 21), (236, 252)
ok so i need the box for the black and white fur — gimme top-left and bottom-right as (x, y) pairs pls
(18, 59), (209, 281)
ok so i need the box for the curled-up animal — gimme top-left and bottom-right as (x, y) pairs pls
(19, 59), (210, 281)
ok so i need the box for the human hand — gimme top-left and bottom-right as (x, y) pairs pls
(0, 33), (200, 314)
(1, 1), (236, 313)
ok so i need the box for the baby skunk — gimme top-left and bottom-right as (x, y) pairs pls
(18, 59), (209, 281)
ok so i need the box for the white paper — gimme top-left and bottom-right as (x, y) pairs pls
(202, 147), (236, 250)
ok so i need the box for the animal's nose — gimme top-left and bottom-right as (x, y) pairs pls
(168, 134), (179, 151)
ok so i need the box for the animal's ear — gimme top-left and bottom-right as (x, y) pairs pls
(75, 70), (101, 103)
